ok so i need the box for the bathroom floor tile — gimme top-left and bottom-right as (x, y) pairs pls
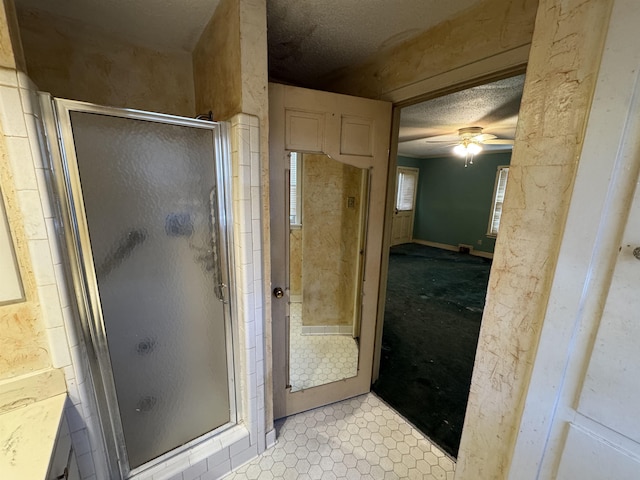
(289, 302), (359, 392)
(224, 393), (455, 480)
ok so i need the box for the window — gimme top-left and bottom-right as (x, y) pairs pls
(488, 166), (509, 236)
(289, 152), (302, 225)
(396, 168), (418, 211)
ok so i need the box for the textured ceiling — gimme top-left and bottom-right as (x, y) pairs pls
(398, 75), (526, 158)
(14, 0), (221, 51)
(15, 0), (483, 82)
(13, 0), (523, 159)
(267, 0), (482, 86)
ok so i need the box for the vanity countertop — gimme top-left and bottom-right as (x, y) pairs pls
(0, 393), (67, 479)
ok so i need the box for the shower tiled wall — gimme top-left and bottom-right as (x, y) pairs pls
(0, 68), (268, 479)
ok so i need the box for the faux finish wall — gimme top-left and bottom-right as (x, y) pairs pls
(16, 8), (196, 117)
(193, 0), (242, 120)
(0, 0), (23, 70)
(0, 1), (14, 68)
(289, 229), (302, 297)
(193, 0), (268, 121)
(456, 0), (613, 478)
(324, 0), (538, 99)
(0, 0), (51, 382)
(301, 154), (362, 327)
(398, 153), (512, 255)
(0, 119), (51, 380)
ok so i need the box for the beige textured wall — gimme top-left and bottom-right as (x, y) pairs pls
(289, 229), (302, 296)
(339, 163), (363, 321)
(456, 1), (613, 478)
(238, 0), (268, 119)
(193, 0), (268, 123)
(301, 154), (361, 327)
(0, 1), (13, 68)
(0, 108), (50, 380)
(193, 0), (242, 120)
(0, 0), (24, 70)
(0, 0), (49, 381)
(324, 0), (538, 99)
(16, 8), (195, 117)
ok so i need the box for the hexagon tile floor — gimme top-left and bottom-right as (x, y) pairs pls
(289, 302), (359, 392)
(224, 393), (455, 480)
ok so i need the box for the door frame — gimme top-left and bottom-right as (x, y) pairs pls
(509, 1), (640, 476)
(372, 58), (530, 381)
(39, 95), (238, 478)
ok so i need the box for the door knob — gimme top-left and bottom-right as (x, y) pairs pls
(633, 247), (640, 260)
(273, 287), (284, 299)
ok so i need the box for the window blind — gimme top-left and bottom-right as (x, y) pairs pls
(290, 152), (300, 224)
(489, 166), (509, 235)
(396, 171), (417, 211)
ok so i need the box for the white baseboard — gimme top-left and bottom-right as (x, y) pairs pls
(470, 249), (493, 259)
(412, 239), (494, 259)
(412, 239), (457, 251)
(301, 325), (353, 336)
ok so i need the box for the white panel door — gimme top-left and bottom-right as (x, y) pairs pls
(270, 83), (391, 419)
(509, 1), (640, 478)
(391, 167), (418, 246)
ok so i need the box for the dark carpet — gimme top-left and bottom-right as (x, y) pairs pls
(372, 243), (492, 458)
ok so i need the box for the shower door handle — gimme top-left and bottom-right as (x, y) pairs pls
(273, 287), (284, 299)
(216, 283), (228, 303)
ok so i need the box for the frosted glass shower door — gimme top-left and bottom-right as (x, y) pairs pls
(59, 106), (233, 472)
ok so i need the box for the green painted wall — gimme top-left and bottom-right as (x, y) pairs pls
(397, 152), (511, 254)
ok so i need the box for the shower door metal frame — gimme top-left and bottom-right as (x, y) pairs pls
(39, 94), (238, 479)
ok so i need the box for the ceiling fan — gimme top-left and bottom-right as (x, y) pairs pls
(425, 126), (515, 167)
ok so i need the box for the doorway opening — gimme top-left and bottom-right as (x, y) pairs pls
(373, 75), (525, 457)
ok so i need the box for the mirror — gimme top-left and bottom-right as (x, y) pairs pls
(288, 152), (368, 392)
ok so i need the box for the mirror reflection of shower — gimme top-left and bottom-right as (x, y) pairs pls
(288, 152), (368, 392)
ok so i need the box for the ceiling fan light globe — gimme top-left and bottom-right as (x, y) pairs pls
(468, 142), (483, 155)
(453, 144), (467, 157)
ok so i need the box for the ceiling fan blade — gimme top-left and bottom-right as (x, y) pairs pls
(423, 139), (460, 144)
(398, 137), (453, 144)
(418, 133), (461, 143)
(474, 133), (497, 142)
(482, 139), (515, 145)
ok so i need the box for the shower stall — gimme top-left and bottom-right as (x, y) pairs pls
(39, 95), (236, 478)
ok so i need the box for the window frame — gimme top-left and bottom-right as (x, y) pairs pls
(395, 166), (419, 212)
(487, 165), (509, 237)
